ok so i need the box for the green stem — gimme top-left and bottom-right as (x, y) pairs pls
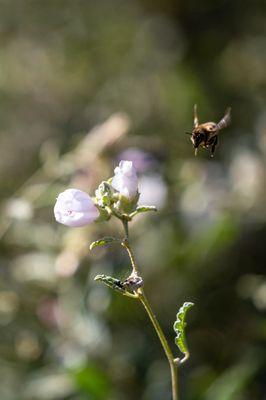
(122, 240), (139, 276)
(138, 290), (178, 400)
(122, 291), (139, 299)
(122, 220), (139, 276)
(122, 218), (129, 239)
(121, 219), (179, 400)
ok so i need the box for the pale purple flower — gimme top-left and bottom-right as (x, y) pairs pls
(111, 160), (138, 199)
(138, 174), (167, 209)
(118, 148), (155, 173)
(54, 189), (99, 227)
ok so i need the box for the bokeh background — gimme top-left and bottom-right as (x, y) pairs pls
(0, 0), (265, 399)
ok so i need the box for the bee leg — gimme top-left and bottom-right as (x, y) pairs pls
(210, 136), (218, 157)
(203, 132), (209, 148)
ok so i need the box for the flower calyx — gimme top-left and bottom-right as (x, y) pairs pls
(122, 273), (144, 292)
(95, 181), (115, 208)
(94, 273), (140, 299)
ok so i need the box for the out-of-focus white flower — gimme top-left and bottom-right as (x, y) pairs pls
(138, 174), (167, 209)
(54, 189), (99, 227)
(118, 148), (155, 173)
(111, 160), (138, 199)
(5, 198), (33, 220)
(229, 150), (264, 208)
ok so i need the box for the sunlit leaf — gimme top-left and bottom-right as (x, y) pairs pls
(90, 237), (119, 250)
(173, 302), (194, 360)
(136, 205), (157, 213)
(130, 205), (157, 218)
(94, 274), (126, 294)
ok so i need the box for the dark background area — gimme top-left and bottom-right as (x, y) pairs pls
(0, 0), (265, 399)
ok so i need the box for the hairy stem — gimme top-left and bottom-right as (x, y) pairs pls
(121, 220), (178, 400)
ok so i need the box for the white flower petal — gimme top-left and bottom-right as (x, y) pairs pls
(54, 189), (99, 227)
(111, 160), (138, 199)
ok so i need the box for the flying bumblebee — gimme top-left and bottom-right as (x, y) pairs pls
(187, 105), (231, 157)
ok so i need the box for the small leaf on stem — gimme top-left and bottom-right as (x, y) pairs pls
(129, 205), (157, 218)
(90, 237), (120, 250)
(137, 205), (157, 213)
(173, 302), (194, 362)
(94, 274), (126, 294)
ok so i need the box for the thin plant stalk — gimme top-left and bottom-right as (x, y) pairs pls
(138, 291), (178, 400)
(122, 220), (179, 400)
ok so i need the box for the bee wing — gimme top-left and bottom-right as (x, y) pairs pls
(217, 107), (231, 130)
(194, 104), (199, 127)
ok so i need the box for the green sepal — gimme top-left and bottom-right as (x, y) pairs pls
(95, 206), (111, 222)
(173, 302), (194, 357)
(111, 189), (140, 215)
(95, 181), (115, 207)
(90, 236), (120, 250)
(94, 274), (126, 294)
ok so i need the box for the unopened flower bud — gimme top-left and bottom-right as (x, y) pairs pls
(111, 160), (138, 200)
(54, 189), (99, 227)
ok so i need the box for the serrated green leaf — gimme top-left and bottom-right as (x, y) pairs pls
(90, 237), (119, 250)
(173, 302), (194, 357)
(94, 274), (126, 294)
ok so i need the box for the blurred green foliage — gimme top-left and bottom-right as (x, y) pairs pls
(0, 0), (265, 399)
